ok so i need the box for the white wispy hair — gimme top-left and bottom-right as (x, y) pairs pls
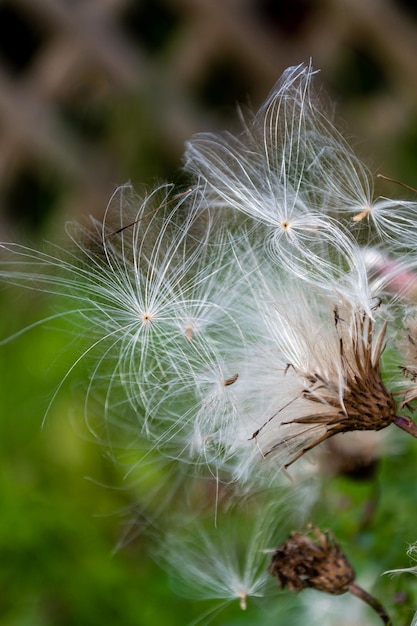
(0, 184), (246, 457)
(1, 183), (272, 482)
(157, 493), (297, 616)
(184, 63), (417, 288)
(184, 64), (365, 290)
(385, 542), (417, 577)
(160, 521), (272, 612)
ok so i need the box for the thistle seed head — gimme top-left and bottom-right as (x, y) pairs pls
(258, 307), (400, 469)
(302, 314), (397, 435)
(269, 525), (355, 594)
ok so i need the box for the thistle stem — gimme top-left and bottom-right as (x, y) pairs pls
(394, 415), (417, 438)
(349, 582), (392, 625)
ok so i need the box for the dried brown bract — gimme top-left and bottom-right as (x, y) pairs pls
(260, 310), (400, 468)
(269, 524), (392, 625)
(269, 525), (354, 594)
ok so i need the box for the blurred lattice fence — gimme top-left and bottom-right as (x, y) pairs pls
(1, 0), (417, 238)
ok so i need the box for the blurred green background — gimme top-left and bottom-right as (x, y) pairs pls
(2, 0), (417, 624)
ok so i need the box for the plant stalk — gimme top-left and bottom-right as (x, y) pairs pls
(349, 582), (392, 625)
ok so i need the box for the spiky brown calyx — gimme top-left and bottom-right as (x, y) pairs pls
(280, 314), (398, 468)
(268, 525), (354, 594)
(306, 315), (395, 429)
